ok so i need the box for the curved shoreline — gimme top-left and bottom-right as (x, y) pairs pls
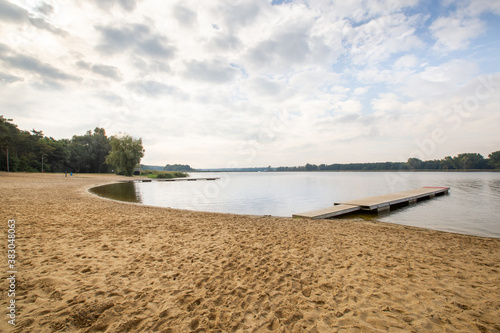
(88, 179), (498, 240)
(1, 172), (499, 332)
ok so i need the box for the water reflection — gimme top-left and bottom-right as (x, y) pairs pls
(90, 181), (141, 203)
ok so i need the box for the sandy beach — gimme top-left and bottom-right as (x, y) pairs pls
(0, 172), (499, 332)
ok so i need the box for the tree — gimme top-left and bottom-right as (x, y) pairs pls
(0, 116), (17, 171)
(88, 128), (111, 173)
(406, 158), (423, 170)
(488, 151), (500, 169)
(106, 135), (145, 176)
(454, 153), (487, 170)
(163, 164), (193, 171)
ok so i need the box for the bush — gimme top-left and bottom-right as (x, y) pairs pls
(141, 170), (188, 179)
(156, 171), (188, 179)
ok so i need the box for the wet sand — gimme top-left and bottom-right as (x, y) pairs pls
(0, 172), (499, 332)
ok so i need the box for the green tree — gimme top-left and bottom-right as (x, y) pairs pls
(69, 134), (91, 172)
(305, 163), (317, 171)
(88, 128), (111, 173)
(453, 153), (487, 170)
(406, 158), (423, 170)
(163, 164), (193, 171)
(488, 151), (500, 169)
(0, 116), (17, 171)
(46, 138), (71, 172)
(441, 156), (455, 170)
(106, 135), (145, 176)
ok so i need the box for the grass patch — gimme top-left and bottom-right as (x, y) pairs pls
(140, 170), (189, 179)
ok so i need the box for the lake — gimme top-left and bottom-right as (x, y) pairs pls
(91, 172), (500, 238)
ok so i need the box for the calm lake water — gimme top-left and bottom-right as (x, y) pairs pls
(91, 172), (500, 238)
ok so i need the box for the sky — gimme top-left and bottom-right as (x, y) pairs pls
(1, 0), (500, 169)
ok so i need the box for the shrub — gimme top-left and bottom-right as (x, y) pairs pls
(141, 170), (188, 179)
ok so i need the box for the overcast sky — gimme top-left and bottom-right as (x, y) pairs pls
(1, 0), (500, 168)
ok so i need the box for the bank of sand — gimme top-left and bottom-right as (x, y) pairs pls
(0, 172), (499, 332)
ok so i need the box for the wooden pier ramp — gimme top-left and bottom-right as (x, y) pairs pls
(293, 186), (450, 219)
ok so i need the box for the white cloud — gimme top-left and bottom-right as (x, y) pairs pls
(183, 58), (240, 83)
(346, 12), (426, 65)
(244, 76), (283, 98)
(172, 4), (198, 28)
(88, 0), (140, 12)
(430, 16), (485, 51)
(394, 54), (419, 70)
(353, 87), (369, 95)
(453, 0), (500, 18)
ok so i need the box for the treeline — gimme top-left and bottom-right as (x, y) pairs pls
(0, 116), (140, 174)
(140, 164), (194, 172)
(276, 152), (500, 172)
(163, 164), (193, 171)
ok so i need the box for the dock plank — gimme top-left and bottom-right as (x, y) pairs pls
(293, 204), (360, 219)
(137, 177), (219, 182)
(336, 187), (449, 210)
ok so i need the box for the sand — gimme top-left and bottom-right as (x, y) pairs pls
(0, 172), (499, 332)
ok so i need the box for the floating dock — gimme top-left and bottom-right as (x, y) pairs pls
(136, 177), (219, 183)
(293, 186), (450, 219)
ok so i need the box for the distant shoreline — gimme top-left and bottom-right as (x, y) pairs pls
(194, 169), (500, 172)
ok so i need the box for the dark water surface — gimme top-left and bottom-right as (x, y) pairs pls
(91, 172), (500, 238)
(91, 181), (141, 203)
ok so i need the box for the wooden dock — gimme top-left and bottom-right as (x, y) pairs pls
(136, 177), (219, 183)
(293, 186), (450, 219)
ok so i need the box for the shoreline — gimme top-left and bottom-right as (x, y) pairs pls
(88, 175), (499, 240)
(1, 172), (499, 332)
(195, 169), (500, 173)
(88, 181), (498, 241)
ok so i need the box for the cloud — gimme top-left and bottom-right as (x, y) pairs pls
(452, 0), (500, 18)
(93, 91), (124, 105)
(91, 64), (123, 81)
(31, 78), (65, 90)
(216, 0), (262, 30)
(0, 0), (28, 23)
(288, 69), (341, 97)
(372, 92), (404, 113)
(353, 87), (369, 95)
(0, 48), (80, 82)
(0, 0), (67, 36)
(246, 30), (311, 73)
(245, 76), (282, 97)
(183, 59), (240, 83)
(96, 24), (176, 59)
(402, 59), (480, 99)
(393, 54), (419, 70)
(127, 80), (177, 96)
(132, 58), (171, 73)
(207, 33), (242, 52)
(76, 61), (91, 70)
(347, 13), (425, 65)
(173, 5), (197, 28)
(28, 17), (67, 36)
(430, 15), (485, 51)
(0, 43), (11, 55)
(34, 2), (56, 16)
(0, 73), (22, 84)
(89, 0), (139, 12)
